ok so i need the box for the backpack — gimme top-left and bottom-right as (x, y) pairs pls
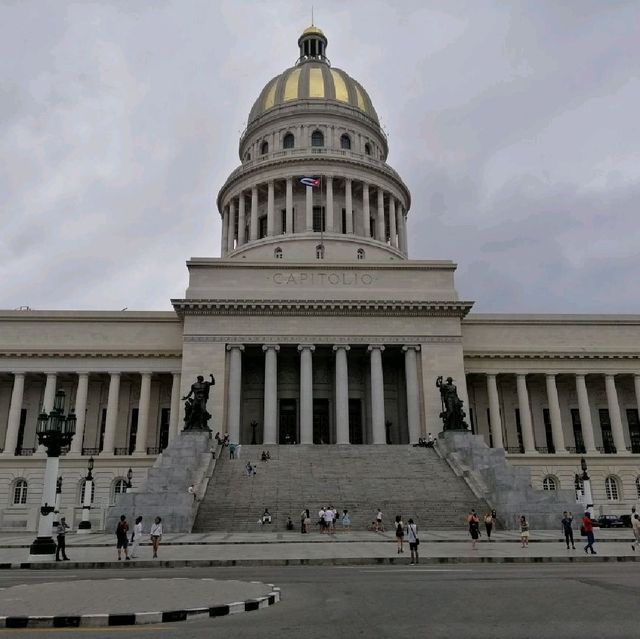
(396, 522), (403, 534)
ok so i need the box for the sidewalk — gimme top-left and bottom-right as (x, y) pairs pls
(1, 529), (638, 567)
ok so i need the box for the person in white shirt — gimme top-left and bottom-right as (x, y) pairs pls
(631, 513), (640, 551)
(375, 509), (384, 532)
(150, 517), (163, 558)
(318, 507), (326, 533)
(406, 518), (419, 565)
(130, 516), (143, 558)
(323, 507), (335, 534)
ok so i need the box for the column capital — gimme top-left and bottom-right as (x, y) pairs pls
(262, 344), (280, 353)
(107, 371), (122, 377)
(485, 372), (498, 379)
(138, 371), (153, 378)
(402, 344), (421, 352)
(368, 345), (385, 352)
(545, 372), (559, 379)
(297, 344), (316, 352)
(226, 344), (245, 352)
(333, 344), (351, 352)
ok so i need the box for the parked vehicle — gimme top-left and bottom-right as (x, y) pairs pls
(597, 514), (625, 528)
(620, 514), (633, 528)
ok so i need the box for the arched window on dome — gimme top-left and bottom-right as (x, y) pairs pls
(244, 152), (251, 161)
(340, 134), (351, 150)
(12, 479), (28, 505)
(283, 133), (295, 149)
(605, 475), (620, 501)
(364, 143), (372, 156)
(542, 476), (557, 491)
(357, 248), (365, 260)
(311, 130), (324, 147)
(315, 244), (325, 260)
(260, 140), (269, 155)
(274, 247), (283, 259)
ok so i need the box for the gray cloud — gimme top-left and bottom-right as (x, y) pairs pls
(0, 0), (638, 312)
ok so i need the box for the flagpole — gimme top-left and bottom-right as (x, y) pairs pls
(320, 175), (324, 249)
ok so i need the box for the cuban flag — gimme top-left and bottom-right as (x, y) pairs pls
(300, 177), (320, 188)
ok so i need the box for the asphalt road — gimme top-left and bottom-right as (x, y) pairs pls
(1, 563), (638, 639)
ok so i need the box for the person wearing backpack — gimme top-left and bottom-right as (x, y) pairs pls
(115, 515), (130, 561)
(406, 518), (419, 565)
(395, 515), (405, 554)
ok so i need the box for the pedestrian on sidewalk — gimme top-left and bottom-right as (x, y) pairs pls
(406, 518), (419, 565)
(484, 512), (494, 541)
(520, 515), (529, 548)
(395, 515), (405, 553)
(116, 515), (130, 561)
(631, 513), (640, 551)
(561, 511), (576, 550)
(468, 510), (480, 550)
(55, 517), (70, 561)
(375, 508), (384, 532)
(582, 512), (597, 554)
(150, 516), (163, 558)
(300, 507), (308, 533)
(318, 506), (326, 533)
(229, 442), (236, 459)
(130, 516), (143, 558)
(341, 509), (351, 531)
(286, 516), (294, 531)
(323, 506), (335, 534)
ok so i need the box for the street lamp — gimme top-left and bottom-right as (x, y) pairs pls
(52, 476), (63, 528)
(28, 390), (76, 561)
(78, 456), (94, 533)
(579, 457), (594, 517)
(126, 467), (133, 492)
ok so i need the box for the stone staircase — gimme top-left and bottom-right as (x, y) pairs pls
(192, 445), (488, 531)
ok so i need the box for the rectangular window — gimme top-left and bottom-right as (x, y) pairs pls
(99, 408), (107, 452)
(341, 208), (347, 234)
(514, 409), (524, 453)
(486, 408), (493, 448)
(542, 408), (555, 453)
(15, 408), (27, 455)
(159, 408), (170, 451)
(258, 215), (267, 239)
(626, 409), (640, 453)
(128, 408), (138, 454)
(570, 408), (586, 454)
(599, 409), (615, 453)
(312, 206), (325, 232)
(370, 218), (376, 239)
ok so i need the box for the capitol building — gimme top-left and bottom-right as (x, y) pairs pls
(1, 26), (639, 531)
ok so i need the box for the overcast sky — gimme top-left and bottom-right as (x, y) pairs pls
(1, 0), (639, 313)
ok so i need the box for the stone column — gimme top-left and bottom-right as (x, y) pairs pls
(575, 374), (598, 453)
(376, 189), (385, 242)
(42, 373), (57, 413)
(226, 199), (235, 252)
(399, 209), (408, 255)
(345, 178), (353, 233)
(389, 197), (397, 248)
(333, 345), (350, 444)
(2, 373), (25, 456)
(486, 374), (503, 448)
(515, 374), (536, 453)
(101, 372), (120, 455)
(133, 373), (152, 456)
(403, 345), (421, 444)
(396, 205), (405, 253)
(169, 372), (181, 442)
(362, 183), (370, 237)
(226, 345), (244, 444)
(635, 373), (640, 428)
(250, 186), (258, 241)
(325, 176), (334, 232)
(285, 178), (293, 234)
(368, 345), (386, 444)
(267, 180), (275, 236)
(237, 193), (246, 246)
(298, 345), (315, 444)
(262, 345), (280, 444)
(545, 374), (566, 453)
(69, 373), (89, 455)
(221, 207), (229, 257)
(605, 374), (629, 454)
(305, 185), (313, 231)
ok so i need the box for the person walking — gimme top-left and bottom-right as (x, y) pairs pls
(116, 515), (130, 560)
(520, 515), (530, 548)
(631, 513), (640, 551)
(395, 515), (405, 553)
(150, 516), (163, 558)
(406, 518), (419, 565)
(484, 512), (494, 541)
(55, 517), (70, 561)
(582, 511), (596, 554)
(561, 511), (576, 550)
(130, 516), (143, 558)
(300, 507), (307, 534)
(341, 509), (352, 531)
(468, 511), (480, 550)
(375, 509), (384, 532)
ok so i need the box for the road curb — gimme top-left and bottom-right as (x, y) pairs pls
(1, 556), (638, 570)
(0, 583), (280, 629)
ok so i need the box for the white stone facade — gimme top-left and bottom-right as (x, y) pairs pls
(1, 26), (638, 531)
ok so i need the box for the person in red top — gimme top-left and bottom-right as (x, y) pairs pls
(582, 511), (597, 554)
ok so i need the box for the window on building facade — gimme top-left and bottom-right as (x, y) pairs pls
(260, 140), (269, 155)
(158, 408), (170, 452)
(128, 408), (138, 454)
(542, 408), (555, 454)
(357, 248), (365, 260)
(514, 408), (524, 453)
(259, 216), (268, 239)
(274, 247), (283, 259)
(340, 133), (351, 150)
(542, 476), (557, 491)
(605, 476), (620, 500)
(312, 206), (325, 232)
(80, 479), (96, 503)
(12, 479), (28, 505)
(570, 408), (586, 454)
(626, 409), (640, 453)
(112, 479), (128, 504)
(315, 244), (325, 259)
(311, 130), (324, 147)
(599, 409), (615, 453)
(99, 408), (107, 452)
(364, 142), (371, 155)
(283, 132), (295, 149)
(15, 408), (27, 455)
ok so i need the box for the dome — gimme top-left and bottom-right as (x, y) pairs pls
(247, 26), (380, 127)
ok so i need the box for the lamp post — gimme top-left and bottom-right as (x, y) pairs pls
(78, 456), (94, 533)
(28, 390), (76, 561)
(52, 476), (62, 528)
(126, 467), (133, 492)
(580, 456), (594, 517)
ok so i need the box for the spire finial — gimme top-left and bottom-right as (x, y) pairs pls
(311, 5), (314, 26)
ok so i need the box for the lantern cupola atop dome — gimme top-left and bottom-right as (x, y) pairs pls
(297, 25), (329, 64)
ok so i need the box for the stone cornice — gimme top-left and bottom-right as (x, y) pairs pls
(185, 259), (458, 272)
(0, 310), (180, 323)
(184, 335), (462, 345)
(172, 299), (473, 318)
(0, 350), (182, 359)
(464, 313), (640, 326)
(464, 351), (640, 361)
